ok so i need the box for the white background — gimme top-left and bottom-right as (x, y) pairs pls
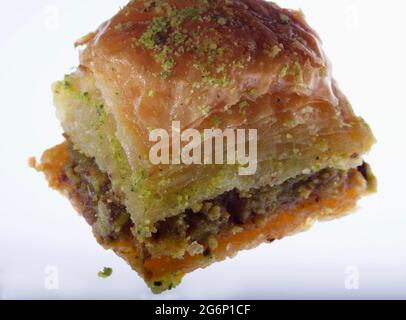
(0, 0), (405, 300)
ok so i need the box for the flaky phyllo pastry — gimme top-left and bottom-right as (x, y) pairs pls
(32, 0), (376, 293)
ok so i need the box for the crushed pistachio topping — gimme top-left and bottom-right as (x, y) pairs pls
(216, 16), (227, 25)
(95, 104), (107, 122)
(110, 137), (129, 179)
(98, 267), (113, 278)
(238, 100), (249, 112)
(212, 115), (223, 127)
(293, 61), (304, 83)
(135, 3), (208, 79)
(147, 89), (155, 97)
(158, 178), (172, 188)
(279, 65), (289, 78)
(278, 61), (304, 84)
(131, 167), (153, 199)
(198, 105), (210, 117)
(279, 13), (290, 23)
(125, 0), (250, 84)
(63, 76), (71, 89)
(114, 21), (132, 32)
(266, 44), (283, 59)
(55, 76), (108, 123)
(82, 91), (91, 105)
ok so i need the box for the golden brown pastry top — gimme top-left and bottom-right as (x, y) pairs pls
(77, 0), (338, 168)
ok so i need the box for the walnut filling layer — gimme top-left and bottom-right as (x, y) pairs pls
(63, 141), (371, 259)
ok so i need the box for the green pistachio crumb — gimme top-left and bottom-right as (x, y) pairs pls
(140, 16), (168, 50)
(161, 57), (175, 79)
(267, 45), (282, 59)
(98, 267), (113, 279)
(239, 100), (249, 111)
(280, 14), (290, 23)
(293, 61), (303, 83)
(95, 104), (107, 122)
(213, 116), (223, 126)
(63, 75), (71, 89)
(217, 17), (227, 25)
(279, 65), (289, 78)
(82, 92), (91, 106)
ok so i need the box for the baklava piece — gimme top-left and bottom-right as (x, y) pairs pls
(33, 0), (376, 293)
